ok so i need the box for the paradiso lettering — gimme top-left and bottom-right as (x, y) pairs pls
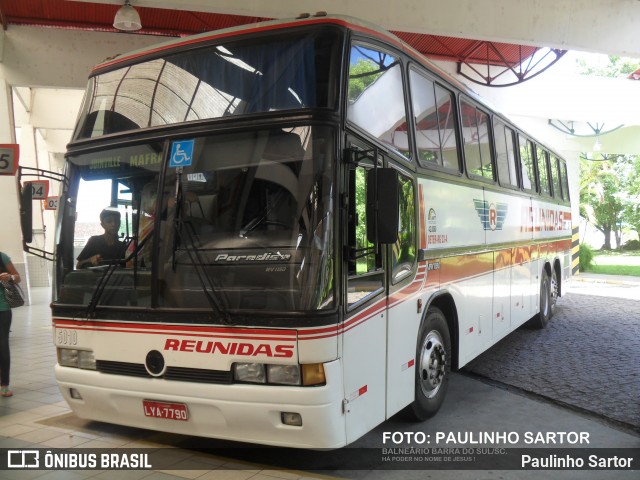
(215, 252), (291, 262)
(164, 338), (295, 358)
(522, 206), (571, 232)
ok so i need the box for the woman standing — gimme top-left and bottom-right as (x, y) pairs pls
(0, 251), (20, 397)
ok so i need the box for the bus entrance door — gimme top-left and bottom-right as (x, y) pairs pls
(342, 153), (387, 444)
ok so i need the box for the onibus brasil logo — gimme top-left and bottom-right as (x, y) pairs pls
(473, 200), (508, 231)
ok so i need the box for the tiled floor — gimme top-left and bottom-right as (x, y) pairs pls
(0, 288), (324, 480)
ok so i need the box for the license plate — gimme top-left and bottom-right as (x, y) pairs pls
(142, 400), (188, 421)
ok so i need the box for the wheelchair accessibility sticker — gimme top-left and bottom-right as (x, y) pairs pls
(169, 139), (194, 168)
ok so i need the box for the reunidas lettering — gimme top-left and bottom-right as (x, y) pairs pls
(164, 338), (294, 358)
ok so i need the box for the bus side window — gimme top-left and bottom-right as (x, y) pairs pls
(409, 70), (460, 171)
(536, 146), (551, 196)
(561, 161), (570, 201)
(518, 135), (536, 191)
(494, 121), (518, 188)
(347, 163), (384, 308)
(461, 98), (494, 180)
(347, 43), (411, 160)
(392, 172), (416, 283)
(435, 85), (460, 171)
(550, 155), (562, 199)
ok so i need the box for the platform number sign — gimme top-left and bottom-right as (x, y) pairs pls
(0, 144), (20, 176)
(45, 196), (59, 211)
(26, 180), (50, 200)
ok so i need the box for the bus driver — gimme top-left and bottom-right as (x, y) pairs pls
(76, 208), (127, 269)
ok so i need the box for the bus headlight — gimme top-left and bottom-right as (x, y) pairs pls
(267, 365), (301, 385)
(233, 363), (266, 383)
(233, 363), (325, 386)
(78, 350), (96, 370)
(57, 348), (96, 370)
(58, 348), (78, 367)
(301, 363), (326, 386)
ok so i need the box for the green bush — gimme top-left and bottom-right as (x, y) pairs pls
(579, 243), (594, 272)
(622, 239), (640, 251)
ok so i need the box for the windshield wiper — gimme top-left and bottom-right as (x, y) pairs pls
(85, 259), (120, 318)
(85, 235), (146, 318)
(173, 223), (231, 324)
(172, 177), (232, 324)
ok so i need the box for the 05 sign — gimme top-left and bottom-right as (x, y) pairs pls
(0, 144), (20, 176)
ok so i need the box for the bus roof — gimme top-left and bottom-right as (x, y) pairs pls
(92, 13), (531, 149)
(93, 13), (469, 92)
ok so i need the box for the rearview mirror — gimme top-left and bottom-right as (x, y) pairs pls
(20, 183), (33, 244)
(16, 166), (67, 260)
(366, 168), (399, 244)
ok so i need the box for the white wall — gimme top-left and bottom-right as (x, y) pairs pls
(0, 26), (162, 297)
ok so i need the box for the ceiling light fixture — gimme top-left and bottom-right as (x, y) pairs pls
(593, 138), (602, 152)
(113, 0), (142, 32)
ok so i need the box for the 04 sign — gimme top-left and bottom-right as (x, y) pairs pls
(0, 144), (20, 176)
(26, 180), (50, 200)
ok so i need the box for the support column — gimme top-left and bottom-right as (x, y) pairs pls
(0, 77), (30, 303)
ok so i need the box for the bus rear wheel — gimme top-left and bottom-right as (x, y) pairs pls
(408, 307), (451, 421)
(529, 269), (552, 329)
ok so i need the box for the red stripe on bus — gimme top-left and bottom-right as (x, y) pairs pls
(440, 252), (494, 285)
(53, 319), (296, 338)
(495, 248), (513, 269)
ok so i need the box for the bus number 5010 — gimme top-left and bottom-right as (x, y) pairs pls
(57, 329), (78, 346)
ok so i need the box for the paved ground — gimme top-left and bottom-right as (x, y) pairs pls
(465, 273), (640, 432)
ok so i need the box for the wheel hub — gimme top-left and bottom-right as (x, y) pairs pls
(550, 273), (559, 305)
(419, 331), (446, 399)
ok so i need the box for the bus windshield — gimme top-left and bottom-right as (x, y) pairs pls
(73, 29), (340, 140)
(57, 126), (335, 315)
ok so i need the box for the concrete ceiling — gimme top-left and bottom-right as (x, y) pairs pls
(0, 0), (564, 84)
(66, 0), (640, 58)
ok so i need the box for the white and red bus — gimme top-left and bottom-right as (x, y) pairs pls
(21, 14), (572, 448)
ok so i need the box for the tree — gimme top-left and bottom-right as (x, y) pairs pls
(580, 157), (625, 249)
(621, 156), (640, 243)
(348, 58), (384, 102)
(580, 155), (640, 249)
(576, 55), (640, 248)
(576, 55), (640, 78)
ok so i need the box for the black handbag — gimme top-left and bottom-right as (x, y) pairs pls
(0, 279), (24, 308)
(0, 255), (25, 308)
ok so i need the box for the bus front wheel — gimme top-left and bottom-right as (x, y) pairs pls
(408, 307), (451, 421)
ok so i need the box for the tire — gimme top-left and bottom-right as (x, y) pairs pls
(549, 267), (559, 318)
(529, 269), (551, 329)
(407, 307), (451, 421)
